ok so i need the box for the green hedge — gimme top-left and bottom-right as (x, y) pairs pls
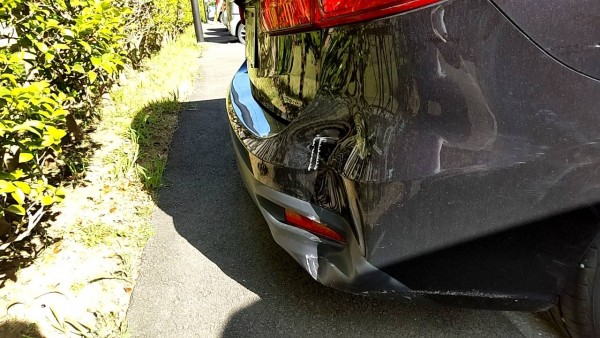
(0, 0), (193, 245)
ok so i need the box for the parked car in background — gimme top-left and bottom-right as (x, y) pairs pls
(227, 1), (600, 337)
(226, 0), (245, 44)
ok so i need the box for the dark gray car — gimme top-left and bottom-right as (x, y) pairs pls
(227, 1), (600, 336)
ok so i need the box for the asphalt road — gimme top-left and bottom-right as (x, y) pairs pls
(126, 23), (561, 337)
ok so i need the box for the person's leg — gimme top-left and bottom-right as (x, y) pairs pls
(214, 0), (224, 23)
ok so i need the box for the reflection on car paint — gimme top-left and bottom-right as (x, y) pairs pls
(308, 136), (338, 171)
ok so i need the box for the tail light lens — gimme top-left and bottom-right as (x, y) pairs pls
(262, 0), (313, 32)
(262, 0), (441, 34)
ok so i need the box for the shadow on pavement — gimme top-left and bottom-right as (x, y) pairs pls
(152, 96), (558, 336)
(0, 319), (44, 338)
(201, 24), (240, 44)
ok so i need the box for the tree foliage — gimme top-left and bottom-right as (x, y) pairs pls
(0, 0), (193, 246)
(120, 0), (194, 67)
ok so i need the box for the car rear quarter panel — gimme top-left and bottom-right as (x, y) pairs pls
(491, 0), (600, 79)
(235, 0), (600, 302)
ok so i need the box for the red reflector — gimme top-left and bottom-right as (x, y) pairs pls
(284, 209), (346, 243)
(261, 0), (442, 33)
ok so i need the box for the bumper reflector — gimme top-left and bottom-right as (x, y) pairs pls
(284, 209), (346, 244)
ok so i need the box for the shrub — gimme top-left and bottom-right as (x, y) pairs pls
(0, 0), (128, 245)
(0, 0), (194, 248)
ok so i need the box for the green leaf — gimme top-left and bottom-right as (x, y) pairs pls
(1, 74), (18, 86)
(18, 152), (34, 163)
(88, 71), (98, 83)
(46, 19), (61, 29)
(54, 43), (70, 50)
(0, 181), (16, 194)
(78, 41), (92, 53)
(46, 126), (67, 140)
(35, 42), (49, 53)
(41, 134), (55, 147)
(5, 205), (25, 216)
(8, 170), (24, 180)
(25, 120), (45, 130)
(12, 124), (41, 137)
(101, 62), (114, 75)
(14, 182), (31, 195)
(91, 57), (102, 67)
(72, 64), (85, 74)
(11, 189), (25, 205)
(41, 195), (54, 206)
(55, 187), (66, 198)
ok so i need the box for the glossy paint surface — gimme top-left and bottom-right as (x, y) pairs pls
(228, 0), (600, 307)
(492, 0), (600, 79)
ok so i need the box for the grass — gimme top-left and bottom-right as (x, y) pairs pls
(101, 33), (199, 194)
(70, 220), (153, 249)
(0, 27), (203, 338)
(129, 94), (180, 190)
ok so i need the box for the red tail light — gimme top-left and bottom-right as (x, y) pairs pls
(284, 209), (346, 243)
(262, 0), (313, 32)
(261, 0), (441, 34)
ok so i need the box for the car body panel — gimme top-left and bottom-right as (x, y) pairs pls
(491, 0), (600, 80)
(227, 0), (600, 309)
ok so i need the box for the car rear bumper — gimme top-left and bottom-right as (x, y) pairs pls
(230, 133), (411, 297)
(226, 61), (600, 311)
(227, 65), (407, 295)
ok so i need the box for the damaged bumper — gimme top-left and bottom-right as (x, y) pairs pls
(233, 143), (410, 296)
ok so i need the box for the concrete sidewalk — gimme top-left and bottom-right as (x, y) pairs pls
(126, 22), (250, 336)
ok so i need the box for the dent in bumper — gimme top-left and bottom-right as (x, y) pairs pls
(233, 137), (410, 296)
